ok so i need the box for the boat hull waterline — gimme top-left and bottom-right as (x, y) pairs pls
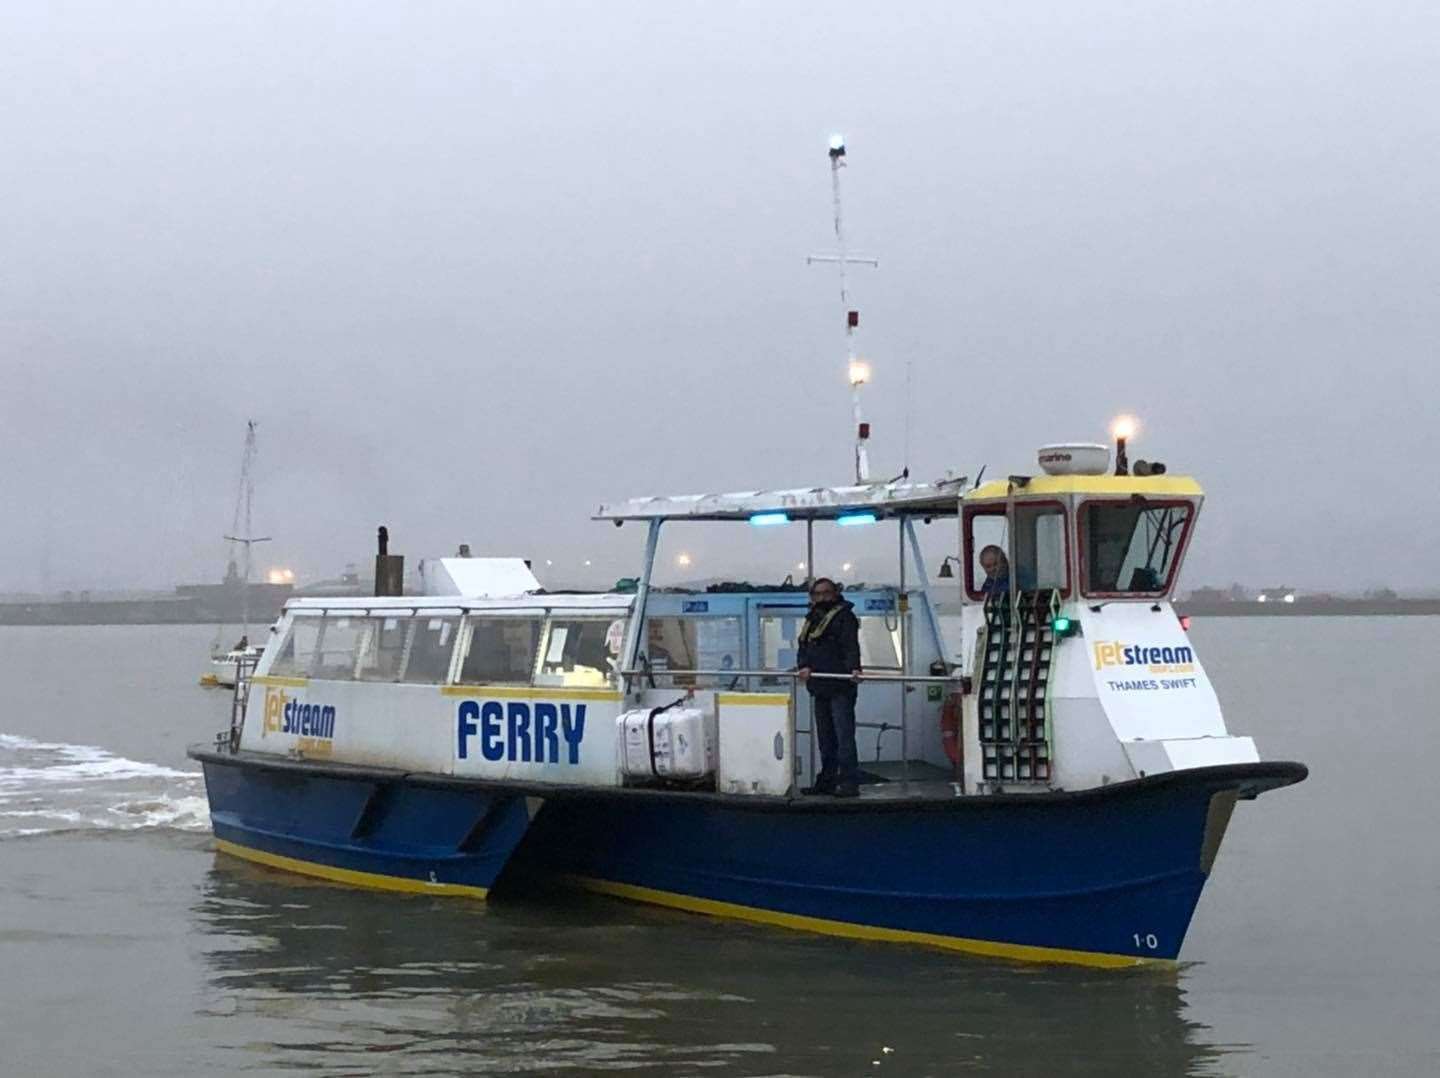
(192, 751), (1304, 968)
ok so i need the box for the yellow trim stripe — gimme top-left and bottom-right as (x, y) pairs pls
(717, 693), (791, 707)
(564, 875), (1162, 970)
(214, 838), (489, 899)
(968, 475), (1203, 501)
(439, 685), (622, 701)
(252, 675), (309, 688)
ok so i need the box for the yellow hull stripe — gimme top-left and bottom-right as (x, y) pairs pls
(439, 685), (622, 702)
(717, 693), (791, 707)
(214, 838), (489, 899)
(564, 875), (1163, 970)
(252, 675), (309, 688)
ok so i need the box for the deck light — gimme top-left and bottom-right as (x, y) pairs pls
(749, 512), (789, 527)
(837, 512), (877, 526)
(1051, 615), (1077, 637)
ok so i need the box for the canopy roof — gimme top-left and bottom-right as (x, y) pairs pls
(595, 478), (967, 523)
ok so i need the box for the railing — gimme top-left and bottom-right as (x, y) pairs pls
(217, 653), (262, 754)
(619, 667), (965, 786)
(619, 668), (958, 685)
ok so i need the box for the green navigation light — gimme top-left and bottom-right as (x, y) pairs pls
(1052, 616), (1076, 637)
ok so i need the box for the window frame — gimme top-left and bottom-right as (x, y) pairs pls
(310, 612), (369, 681)
(454, 611), (546, 687)
(962, 505), (1008, 601)
(1077, 497), (1196, 599)
(354, 614), (415, 683)
(266, 612), (325, 678)
(531, 614), (623, 687)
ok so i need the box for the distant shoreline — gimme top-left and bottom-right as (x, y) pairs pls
(1176, 599), (1440, 617)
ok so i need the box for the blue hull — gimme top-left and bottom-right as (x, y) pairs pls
(510, 771), (1282, 967)
(199, 755), (530, 897)
(194, 749), (1303, 967)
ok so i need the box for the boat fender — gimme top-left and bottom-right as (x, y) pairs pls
(940, 692), (963, 767)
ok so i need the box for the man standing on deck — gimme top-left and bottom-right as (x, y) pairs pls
(796, 578), (863, 798)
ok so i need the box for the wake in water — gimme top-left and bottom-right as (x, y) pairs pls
(0, 732), (208, 838)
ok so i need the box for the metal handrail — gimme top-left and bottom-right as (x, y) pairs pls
(618, 667), (958, 685)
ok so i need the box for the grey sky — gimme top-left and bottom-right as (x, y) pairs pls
(1, 1), (1434, 594)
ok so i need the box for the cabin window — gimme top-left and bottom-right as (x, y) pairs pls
(356, 616), (411, 682)
(458, 617), (542, 685)
(858, 618), (901, 669)
(1081, 499), (1194, 596)
(402, 617), (460, 683)
(643, 616), (743, 688)
(269, 617), (322, 677)
(963, 509), (1009, 600)
(758, 607), (900, 683)
(313, 616), (365, 680)
(537, 618), (617, 687)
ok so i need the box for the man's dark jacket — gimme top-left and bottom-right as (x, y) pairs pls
(796, 599), (861, 696)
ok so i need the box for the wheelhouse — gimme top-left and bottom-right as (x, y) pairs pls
(960, 475), (1203, 608)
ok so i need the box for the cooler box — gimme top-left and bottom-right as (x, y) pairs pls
(617, 706), (716, 779)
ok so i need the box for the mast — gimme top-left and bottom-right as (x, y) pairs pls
(808, 134), (879, 484)
(223, 421), (270, 645)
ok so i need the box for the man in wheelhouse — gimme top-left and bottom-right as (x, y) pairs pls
(796, 577), (863, 798)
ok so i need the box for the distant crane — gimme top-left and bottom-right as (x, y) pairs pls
(222, 420), (270, 644)
(808, 134), (879, 484)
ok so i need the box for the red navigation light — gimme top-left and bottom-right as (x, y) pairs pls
(858, 422), (871, 439)
(848, 310), (860, 328)
(1179, 615), (1192, 631)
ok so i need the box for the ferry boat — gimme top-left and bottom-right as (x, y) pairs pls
(189, 447), (1306, 968)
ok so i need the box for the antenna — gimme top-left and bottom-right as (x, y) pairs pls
(222, 420), (270, 642)
(808, 133), (879, 483)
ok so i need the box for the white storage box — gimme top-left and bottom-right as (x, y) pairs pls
(618, 706), (716, 780)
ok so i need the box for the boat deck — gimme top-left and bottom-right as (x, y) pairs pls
(188, 746), (1306, 812)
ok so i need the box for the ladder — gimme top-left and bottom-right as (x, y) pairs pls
(977, 588), (1058, 783)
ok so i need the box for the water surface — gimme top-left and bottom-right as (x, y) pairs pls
(0, 620), (1435, 1075)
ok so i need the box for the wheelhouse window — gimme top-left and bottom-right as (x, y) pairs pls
(1082, 499), (1194, 596)
(1013, 503), (1070, 595)
(963, 508), (1008, 600)
(536, 618), (618, 687)
(963, 504), (1070, 598)
(457, 616), (542, 685)
(402, 617), (460, 684)
(356, 616), (411, 682)
(269, 616), (322, 677)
